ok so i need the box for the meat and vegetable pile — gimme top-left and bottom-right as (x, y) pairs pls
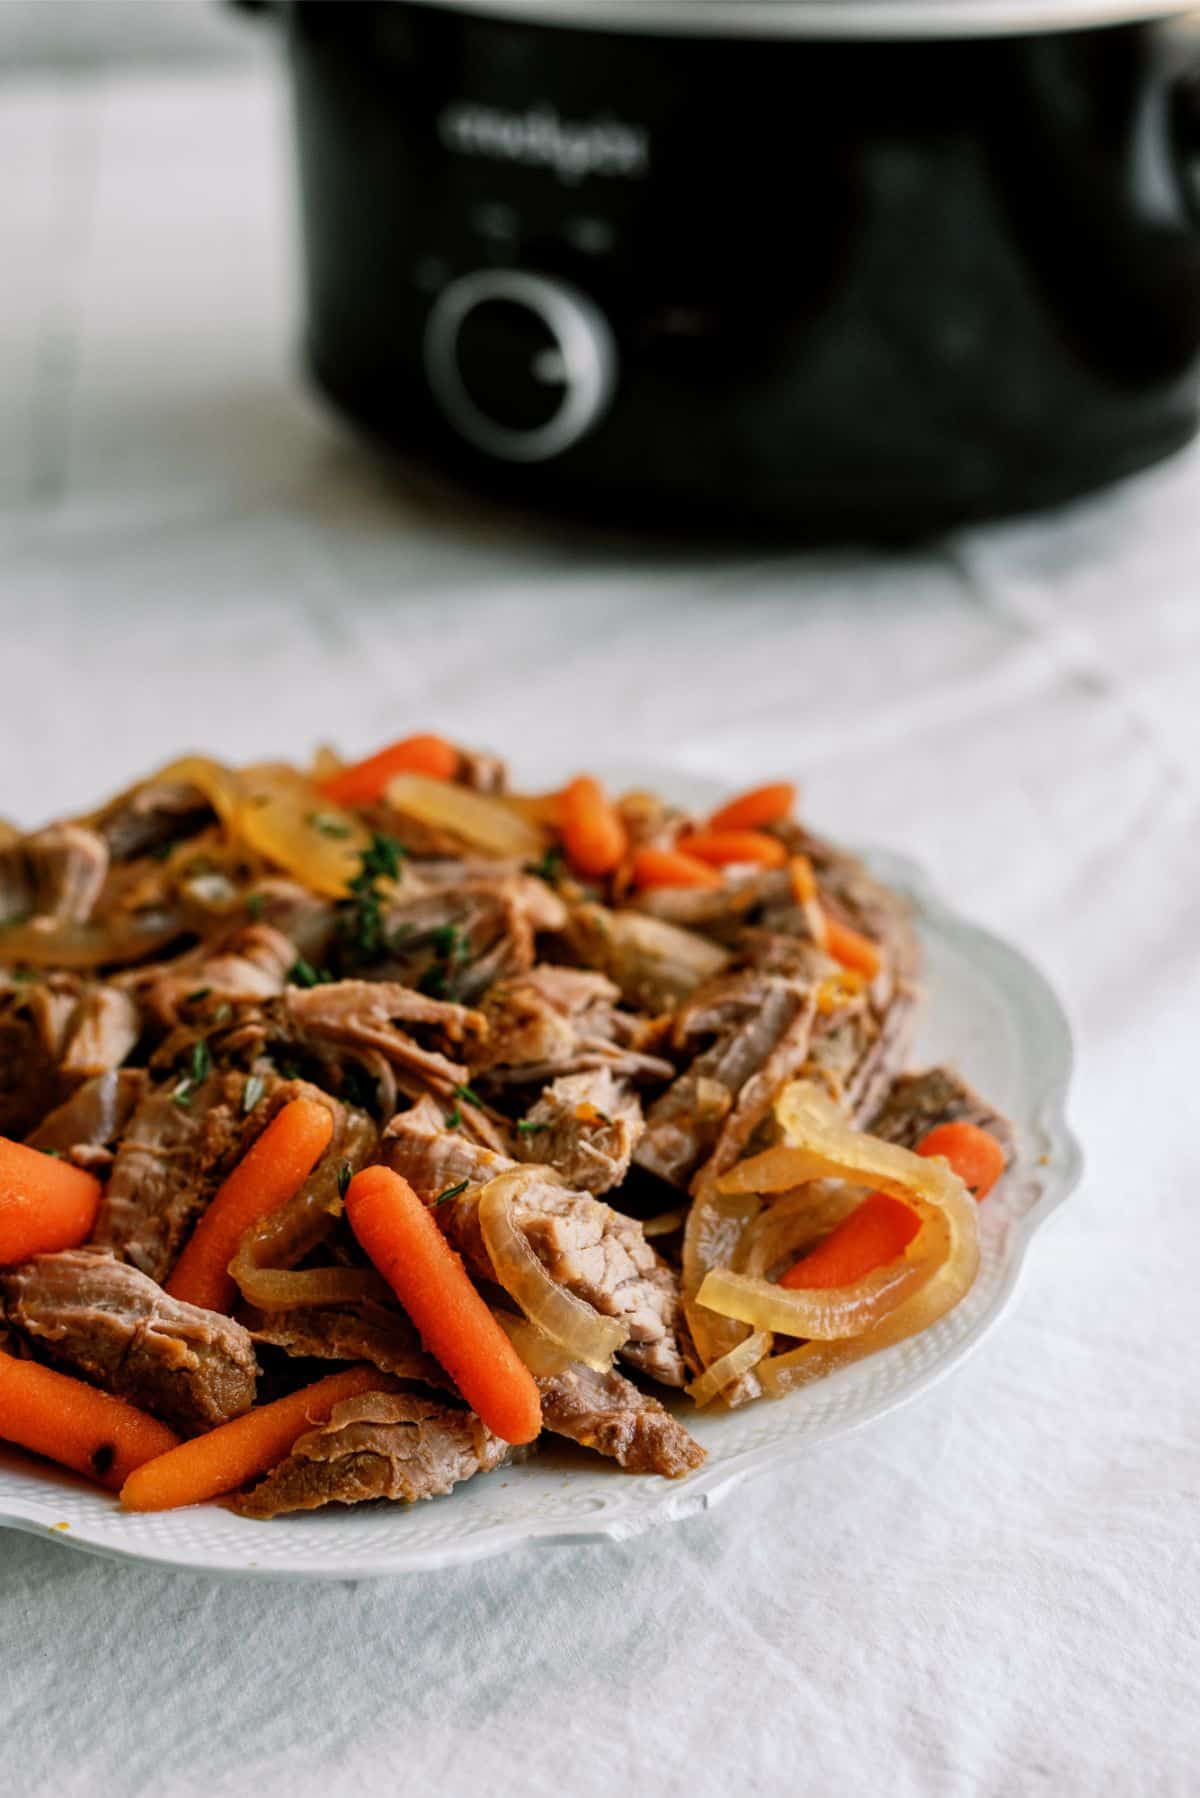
(0, 736), (1013, 1519)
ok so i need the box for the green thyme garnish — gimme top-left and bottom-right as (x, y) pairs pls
(446, 1104), (462, 1129)
(524, 845), (564, 884)
(190, 1040), (212, 1083)
(170, 1080), (194, 1108)
(419, 965), (448, 998)
(336, 1162), (353, 1201)
(306, 811), (353, 839)
(288, 958), (331, 988)
(453, 1082), (483, 1109)
(187, 987), (212, 1004)
(246, 893), (264, 921)
(516, 1118), (548, 1136)
(214, 1001), (233, 1025)
(336, 832), (406, 965)
(242, 1073), (266, 1114)
(433, 1179), (469, 1207)
(40, 1147), (63, 1159)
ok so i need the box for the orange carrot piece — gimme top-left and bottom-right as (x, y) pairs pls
(0, 1137), (102, 1267)
(630, 846), (723, 891)
(0, 1349), (179, 1491)
(120, 1366), (381, 1512)
(675, 829), (788, 869)
(918, 1121), (1007, 1201)
(780, 1191), (920, 1290)
(708, 782), (796, 833)
(559, 775), (628, 880)
(824, 916), (882, 981)
(345, 1165), (542, 1446)
(165, 1096), (334, 1314)
(320, 733), (460, 805)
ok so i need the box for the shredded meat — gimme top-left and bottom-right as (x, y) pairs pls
(276, 980), (485, 1096)
(145, 923), (298, 1027)
(25, 1068), (148, 1172)
(58, 984), (141, 1078)
(515, 1066), (643, 1195)
(0, 823), (109, 925)
(1, 1250), (256, 1433)
(244, 1301), (445, 1389)
(537, 1362), (705, 1477)
(231, 1391), (507, 1518)
(474, 963), (673, 1086)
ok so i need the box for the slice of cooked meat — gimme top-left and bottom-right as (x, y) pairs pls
(0, 823), (109, 925)
(474, 963), (673, 1086)
(91, 1070), (325, 1282)
(770, 822), (922, 1003)
(867, 1065), (1016, 1164)
(59, 984), (140, 1078)
(806, 985), (917, 1126)
(25, 1068), (148, 1171)
(456, 746), (508, 793)
(537, 1362), (705, 1477)
(635, 969), (817, 1187)
(628, 869), (788, 941)
(0, 995), (66, 1138)
(381, 1103), (688, 1387)
(515, 1066), (644, 1195)
(243, 1301), (445, 1389)
(145, 923), (297, 1027)
(1, 1249), (256, 1433)
(377, 873), (564, 1004)
(276, 980), (485, 1095)
(231, 1391), (507, 1518)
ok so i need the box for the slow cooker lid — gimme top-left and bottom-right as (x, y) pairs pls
(401, 0), (1198, 36)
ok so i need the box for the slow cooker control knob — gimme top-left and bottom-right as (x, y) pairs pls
(423, 269), (616, 463)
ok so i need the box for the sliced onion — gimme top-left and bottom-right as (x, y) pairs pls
(229, 1264), (390, 1311)
(681, 1174), (762, 1374)
(476, 1168), (629, 1371)
(493, 1310), (577, 1378)
(707, 1079), (979, 1357)
(0, 909), (186, 969)
(154, 755), (245, 829)
(686, 1330), (772, 1408)
(384, 773), (546, 860)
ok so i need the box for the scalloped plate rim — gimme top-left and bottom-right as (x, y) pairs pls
(0, 830), (1082, 1580)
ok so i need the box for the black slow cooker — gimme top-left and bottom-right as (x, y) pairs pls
(264, 0), (1200, 531)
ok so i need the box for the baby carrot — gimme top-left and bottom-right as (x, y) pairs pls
(918, 1121), (1007, 1200)
(824, 917), (882, 981)
(320, 734), (460, 805)
(120, 1366), (382, 1512)
(708, 782), (796, 833)
(345, 1165), (542, 1446)
(559, 776), (628, 880)
(0, 1349), (179, 1491)
(631, 847), (723, 891)
(165, 1096), (334, 1314)
(0, 1137), (102, 1267)
(675, 829), (788, 869)
(780, 1192), (920, 1290)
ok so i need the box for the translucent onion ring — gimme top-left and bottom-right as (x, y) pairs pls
(229, 1265), (391, 1310)
(681, 1176), (762, 1375)
(0, 910), (187, 969)
(493, 1310), (577, 1378)
(476, 1168), (629, 1371)
(686, 1330), (772, 1409)
(738, 1183), (866, 1281)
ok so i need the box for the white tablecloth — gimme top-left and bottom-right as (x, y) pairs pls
(2, 68), (1198, 1798)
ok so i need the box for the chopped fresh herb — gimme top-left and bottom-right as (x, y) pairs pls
(336, 832), (406, 965)
(242, 1073), (266, 1114)
(430, 922), (470, 964)
(187, 987), (212, 1004)
(524, 845), (564, 884)
(336, 1162), (353, 1201)
(190, 1040), (212, 1084)
(150, 840), (175, 863)
(433, 1179), (469, 1207)
(306, 810), (353, 840)
(453, 1082), (483, 1109)
(276, 1058), (302, 1081)
(40, 1147), (63, 1159)
(246, 893), (264, 921)
(446, 1104), (462, 1130)
(288, 958), (330, 988)
(419, 965), (448, 998)
(516, 1118), (548, 1137)
(10, 968), (35, 984)
(214, 1001), (233, 1025)
(170, 1079), (194, 1108)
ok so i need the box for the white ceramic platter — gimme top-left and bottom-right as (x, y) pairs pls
(0, 804), (1081, 1580)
